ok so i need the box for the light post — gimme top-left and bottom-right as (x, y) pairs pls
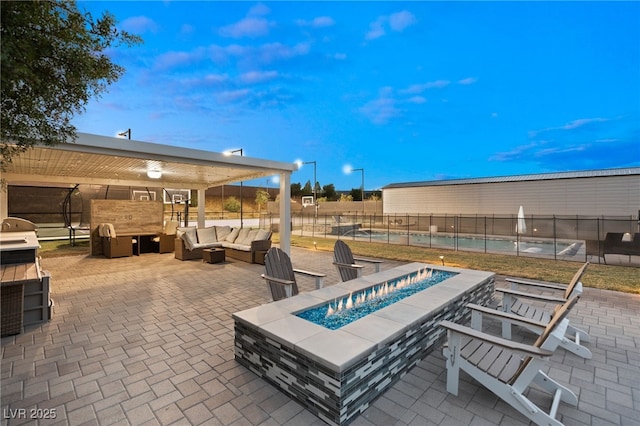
(303, 161), (318, 221)
(225, 148), (244, 228)
(351, 167), (365, 214)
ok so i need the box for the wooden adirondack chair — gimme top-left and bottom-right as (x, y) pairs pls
(441, 296), (580, 426)
(495, 262), (591, 358)
(261, 247), (326, 301)
(332, 240), (384, 282)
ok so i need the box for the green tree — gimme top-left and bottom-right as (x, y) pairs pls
(302, 180), (313, 195)
(290, 182), (302, 197)
(255, 188), (270, 212)
(322, 184), (337, 201)
(1, 0), (142, 169)
(224, 196), (240, 212)
(349, 188), (362, 201)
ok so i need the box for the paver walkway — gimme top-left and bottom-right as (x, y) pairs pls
(1, 247), (639, 425)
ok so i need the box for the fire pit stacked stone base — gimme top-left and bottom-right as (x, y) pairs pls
(233, 263), (494, 426)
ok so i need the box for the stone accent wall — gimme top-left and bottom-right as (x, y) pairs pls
(234, 277), (494, 425)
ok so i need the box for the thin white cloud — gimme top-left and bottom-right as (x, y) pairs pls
(121, 16), (159, 34)
(360, 87), (401, 124)
(217, 89), (251, 104)
(296, 16), (336, 28)
(535, 145), (587, 157)
(407, 96), (426, 104)
(365, 10), (416, 40)
(562, 117), (609, 130)
(239, 70), (279, 84)
(389, 11), (417, 32)
(365, 17), (386, 40)
(181, 73), (229, 87)
(489, 142), (541, 161)
(218, 17), (272, 38)
(154, 41), (310, 71)
(360, 97), (400, 124)
(458, 77), (477, 85)
(312, 16), (335, 28)
(425, 80), (450, 89)
(248, 3), (270, 16)
(400, 80), (450, 94)
(530, 117), (612, 137)
(154, 50), (204, 70)
(491, 116), (640, 170)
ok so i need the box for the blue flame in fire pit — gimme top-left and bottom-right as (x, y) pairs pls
(296, 268), (457, 330)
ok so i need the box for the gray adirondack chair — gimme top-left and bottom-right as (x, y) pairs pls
(261, 247), (326, 301)
(333, 240), (383, 282)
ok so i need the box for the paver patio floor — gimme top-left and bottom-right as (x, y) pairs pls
(2, 247), (639, 425)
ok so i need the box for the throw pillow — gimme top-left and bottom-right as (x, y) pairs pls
(215, 225), (231, 240)
(245, 229), (260, 244)
(225, 227), (240, 243)
(235, 228), (251, 245)
(255, 229), (271, 241)
(197, 226), (217, 244)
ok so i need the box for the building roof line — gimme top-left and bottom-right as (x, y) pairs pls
(382, 167), (640, 189)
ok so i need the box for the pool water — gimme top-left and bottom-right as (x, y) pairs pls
(347, 231), (571, 255)
(296, 269), (457, 330)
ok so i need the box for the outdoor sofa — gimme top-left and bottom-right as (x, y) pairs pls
(175, 225), (272, 263)
(586, 232), (640, 263)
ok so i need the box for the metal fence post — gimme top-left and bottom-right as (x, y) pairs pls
(553, 215), (557, 259)
(455, 215), (459, 251)
(484, 216), (487, 253)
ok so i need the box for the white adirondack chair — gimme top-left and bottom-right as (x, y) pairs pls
(495, 262), (591, 358)
(441, 296), (580, 426)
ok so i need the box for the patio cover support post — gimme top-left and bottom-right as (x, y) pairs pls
(0, 190), (8, 220)
(197, 189), (206, 229)
(279, 171), (291, 256)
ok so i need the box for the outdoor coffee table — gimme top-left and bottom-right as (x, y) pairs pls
(203, 248), (225, 264)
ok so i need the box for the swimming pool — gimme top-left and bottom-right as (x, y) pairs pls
(342, 230), (574, 255)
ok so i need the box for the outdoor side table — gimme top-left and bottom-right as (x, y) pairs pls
(203, 248), (225, 264)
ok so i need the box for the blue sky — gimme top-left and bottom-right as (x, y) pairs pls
(74, 1), (640, 191)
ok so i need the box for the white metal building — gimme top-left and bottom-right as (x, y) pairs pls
(382, 168), (640, 217)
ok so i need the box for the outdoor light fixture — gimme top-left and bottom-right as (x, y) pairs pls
(439, 255), (445, 266)
(147, 169), (162, 179)
(118, 129), (131, 139)
(344, 165), (365, 214)
(313, 241), (317, 250)
(225, 148), (244, 228)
